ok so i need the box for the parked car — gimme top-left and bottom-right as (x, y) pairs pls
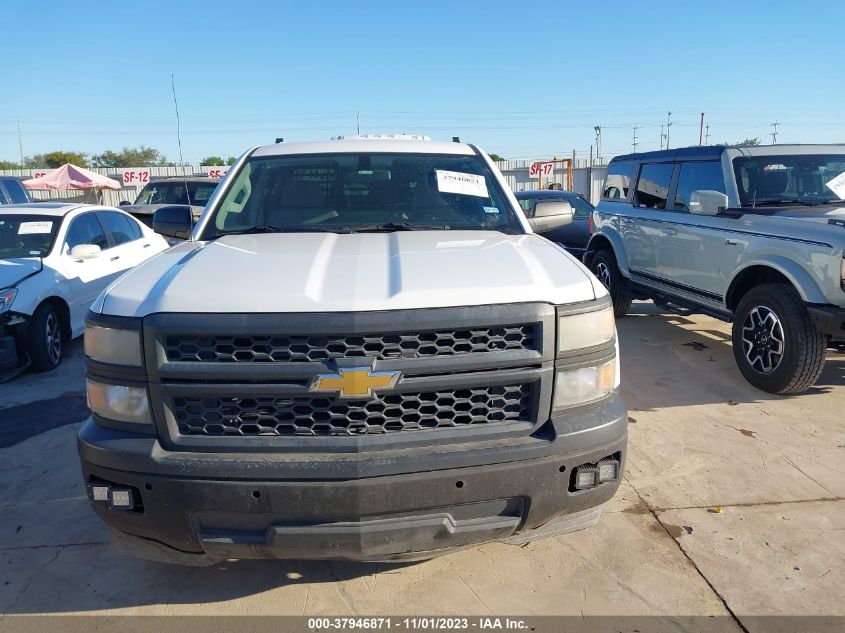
(78, 134), (627, 565)
(588, 144), (845, 394)
(0, 176), (32, 205)
(0, 203), (169, 378)
(119, 177), (219, 227)
(515, 189), (594, 258)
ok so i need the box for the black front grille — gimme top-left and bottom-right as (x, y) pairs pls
(172, 384), (532, 437)
(163, 325), (537, 363)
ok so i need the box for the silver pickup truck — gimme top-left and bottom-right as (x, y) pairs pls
(587, 144), (845, 394)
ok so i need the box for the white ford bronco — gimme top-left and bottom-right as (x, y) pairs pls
(589, 144), (845, 394)
(78, 135), (626, 564)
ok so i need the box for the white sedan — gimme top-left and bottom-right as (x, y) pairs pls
(0, 203), (169, 376)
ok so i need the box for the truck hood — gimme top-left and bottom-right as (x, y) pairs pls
(121, 203), (205, 218)
(769, 204), (845, 223)
(98, 231), (602, 316)
(0, 258), (41, 289)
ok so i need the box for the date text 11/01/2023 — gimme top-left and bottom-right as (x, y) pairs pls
(307, 617), (529, 630)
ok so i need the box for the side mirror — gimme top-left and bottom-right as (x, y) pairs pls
(690, 190), (728, 216)
(153, 205), (193, 239)
(70, 244), (101, 260)
(118, 200), (131, 206)
(526, 200), (574, 233)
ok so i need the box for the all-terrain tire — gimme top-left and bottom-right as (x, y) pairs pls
(731, 283), (826, 394)
(590, 250), (632, 317)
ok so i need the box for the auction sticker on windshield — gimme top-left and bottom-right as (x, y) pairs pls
(825, 171), (845, 200)
(436, 170), (489, 198)
(18, 221), (53, 234)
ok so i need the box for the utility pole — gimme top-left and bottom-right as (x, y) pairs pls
(659, 124), (665, 150)
(699, 112), (705, 145)
(665, 108), (673, 149)
(594, 126), (602, 164)
(632, 124), (639, 152)
(705, 123), (711, 145)
(356, 111), (360, 135)
(770, 120), (780, 144)
(16, 119), (24, 166)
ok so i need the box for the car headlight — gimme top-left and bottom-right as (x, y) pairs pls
(553, 358), (616, 410)
(86, 379), (152, 425)
(0, 287), (17, 313)
(558, 305), (615, 353)
(84, 324), (143, 366)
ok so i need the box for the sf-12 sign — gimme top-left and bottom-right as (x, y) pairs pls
(122, 169), (150, 186)
(529, 162), (556, 179)
(207, 167), (228, 179)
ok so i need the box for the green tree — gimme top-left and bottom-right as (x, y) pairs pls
(24, 151), (88, 168)
(226, 156), (237, 165)
(91, 146), (168, 167)
(731, 138), (762, 146)
(0, 160), (21, 170)
(488, 153), (505, 161)
(201, 155), (226, 166)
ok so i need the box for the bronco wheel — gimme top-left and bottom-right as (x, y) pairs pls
(28, 302), (64, 372)
(731, 283), (826, 394)
(590, 250), (632, 317)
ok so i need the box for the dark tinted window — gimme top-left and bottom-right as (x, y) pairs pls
(673, 162), (726, 212)
(3, 179), (29, 203)
(98, 212), (136, 246)
(569, 196), (594, 218)
(635, 163), (674, 209)
(126, 215), (143, 239)
(602, 162), (636, 201)
(65, 213), (108, 250)
(134, 181), (217, 206)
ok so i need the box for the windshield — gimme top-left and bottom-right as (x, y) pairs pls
(133, 181), (217, 206)
(0, 214), (61, 258)
(202, 152), (522, 237)
(733, 154), (845, 206)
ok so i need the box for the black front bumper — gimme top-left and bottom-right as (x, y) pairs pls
(808, 304), (845, 340)
(78, 393), (627, 565)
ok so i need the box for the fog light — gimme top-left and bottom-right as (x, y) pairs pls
(574, 467), (599, 490)
(598, 460), (620, 483)
(108, 488), (134, 509)
(91, 485), (109, 502)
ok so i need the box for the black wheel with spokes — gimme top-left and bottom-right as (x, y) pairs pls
(28, 302), (64, 372)
(731, 283), (826, 394)
(590, 250), (632, 317)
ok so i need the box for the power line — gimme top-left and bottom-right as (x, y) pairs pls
(770, 120), (780, 144)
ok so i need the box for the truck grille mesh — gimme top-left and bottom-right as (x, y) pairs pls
(172, 384), (532, 437)
(163, 325), (537, 363)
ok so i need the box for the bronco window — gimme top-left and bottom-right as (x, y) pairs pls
(204, 153), (522, 236)
(634, 163), (674, 209)
(602, 162), (635, 201)
(733, 154), (845, 206)
(673, 162), (726, 212)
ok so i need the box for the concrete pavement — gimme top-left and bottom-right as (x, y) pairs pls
(0, 302), (842, 626)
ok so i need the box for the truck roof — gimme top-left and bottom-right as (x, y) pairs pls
(611, 143), (845, 164)
(251, 136), (477, 158)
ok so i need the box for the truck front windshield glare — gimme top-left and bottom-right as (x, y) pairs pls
(204, 153), (523, 237)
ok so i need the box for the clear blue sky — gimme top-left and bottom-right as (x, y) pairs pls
(2, 0), (843, 164)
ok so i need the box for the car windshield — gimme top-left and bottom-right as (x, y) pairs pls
(134, 181), (217, 206)
(0, 214), (61, 259)
(733, 154), (845, 206)
(202, 152), (522, 237)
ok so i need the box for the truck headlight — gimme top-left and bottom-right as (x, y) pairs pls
(0, 287), (16, 313)
(84, 325), (143, 366)
(558, 306), (615, 353)
(553, 359), (616, 410)
(86, 379), (152, 425)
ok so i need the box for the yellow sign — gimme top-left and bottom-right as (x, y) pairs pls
(309, 367), (401, 399)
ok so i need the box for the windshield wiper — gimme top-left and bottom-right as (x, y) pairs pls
(214, 225), (352, 237)
(349, 222), (451, 233)
(746, 198), (819, 208)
